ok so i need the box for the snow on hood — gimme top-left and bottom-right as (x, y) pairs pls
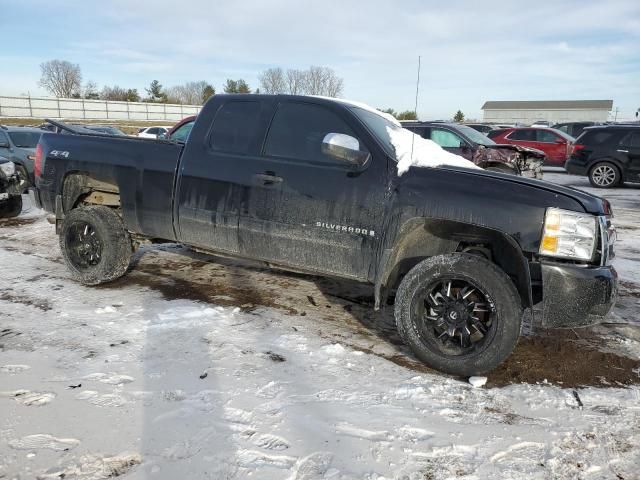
(388, 126), (481, 176)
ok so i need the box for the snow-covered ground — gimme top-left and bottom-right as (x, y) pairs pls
(1, 174), (639, 479)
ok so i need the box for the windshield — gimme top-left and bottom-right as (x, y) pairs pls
(170, 120), (195, 142)
(86, 126), (126, 136)
(349, 106), (399, 158)
(550, 128), (576, 142)
(8, 131), (41, 148)
(455, 125), (496, 146)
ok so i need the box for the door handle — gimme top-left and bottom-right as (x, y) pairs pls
(252, 173), (283, 186)
(617, 149), (629, 153)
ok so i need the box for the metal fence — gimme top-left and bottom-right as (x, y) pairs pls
(0, 95), (202, 121)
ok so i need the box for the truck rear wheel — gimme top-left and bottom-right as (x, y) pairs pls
(394, 253), (522, 376)
(59, 206), (132, 285)
(0, 195), (23, 218)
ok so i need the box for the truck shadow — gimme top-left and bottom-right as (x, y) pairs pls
(103, 244), (640, 390)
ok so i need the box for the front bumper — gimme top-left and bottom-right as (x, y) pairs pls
(540, 263), (617, 328)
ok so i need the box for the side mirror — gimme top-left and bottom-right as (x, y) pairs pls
(321, 133), (369, 167)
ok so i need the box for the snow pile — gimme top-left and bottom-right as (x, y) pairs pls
(388, 126), (480, 176)
(468, 376), (487, 388)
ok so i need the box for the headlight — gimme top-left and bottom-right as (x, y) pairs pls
(539, 207), (597, 261)
(0, 161), (15, 177)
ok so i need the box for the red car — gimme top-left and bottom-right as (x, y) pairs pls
(166, 115), (196, 142)
(488, 127), (575, 166)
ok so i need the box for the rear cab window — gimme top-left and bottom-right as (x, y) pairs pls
(209, 101), (262, 154)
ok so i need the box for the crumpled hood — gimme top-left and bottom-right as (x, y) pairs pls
(490, 143), (546, 157)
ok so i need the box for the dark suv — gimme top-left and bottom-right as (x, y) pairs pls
(565, 125), (640, 188)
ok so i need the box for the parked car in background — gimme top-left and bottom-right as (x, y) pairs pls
(402, 121), (545, 177)
(488, 127), (575, 167)
(0, 125), (43, 185)
(565, 125), (640, 188)
(552, 121), (597, 139)
(464, 124), (494, 135)
(138, 126), (171, 139)
(165, 115), (196, 142)
(0, 155), (25, 218)
(530, 121), (552, 127)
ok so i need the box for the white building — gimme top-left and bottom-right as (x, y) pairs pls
(481, 100), (613, 125)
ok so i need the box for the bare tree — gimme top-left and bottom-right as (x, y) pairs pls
(165, 81), (214, 105)
(324, 69), (344, 98)
(101, 86), (140, 102)
(83, 81), (100, 99)
(259, 68), (286, 94)
(38, 60), (82, 98)
(286, 69), (306, 95)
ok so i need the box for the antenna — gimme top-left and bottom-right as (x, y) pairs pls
(410, 56), (421, 161)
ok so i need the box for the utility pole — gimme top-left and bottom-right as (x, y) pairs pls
(614, 107), (619, 121)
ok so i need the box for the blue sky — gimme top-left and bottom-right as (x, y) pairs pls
(1, 0), (639, 120)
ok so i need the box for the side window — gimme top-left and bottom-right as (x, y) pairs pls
(170, 121), (194, 142)
(556, 125), (569, 134)
(264, 102), (365, 164)
(147, 128), (159, 135)
(431, 129), (464, 148)
(620, 132), (640, 148)
(209, 101), (261, 154)
(507, 129), (535, 141)
(0, 131), (8, 146)
(536, 130), (560, 143)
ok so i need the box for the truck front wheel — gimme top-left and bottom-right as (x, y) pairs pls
(59, 206), (132, 285)
(394, 253), (522, 376)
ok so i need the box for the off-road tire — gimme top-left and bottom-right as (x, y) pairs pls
(0, 195), (23, 218)
(588, 161), (621, 188)
(394, 253), (522, 376)
(59, 206), (132, 285)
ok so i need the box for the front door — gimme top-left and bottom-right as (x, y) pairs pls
(238, 100), (389, 281)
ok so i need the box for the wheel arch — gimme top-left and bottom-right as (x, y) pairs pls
(60, 172), (121, 213)
(375, 217), (532, 310)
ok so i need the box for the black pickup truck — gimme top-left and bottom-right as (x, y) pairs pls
(33, 94), (617, 376)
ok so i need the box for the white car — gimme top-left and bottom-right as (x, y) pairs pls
(137, 126), (172, 139)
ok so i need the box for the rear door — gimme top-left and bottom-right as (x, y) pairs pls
(175, 99), (272, 254)
(535, 129), (567, 165)
(619, 130), (640, 179)
(238, 100), (388, 281)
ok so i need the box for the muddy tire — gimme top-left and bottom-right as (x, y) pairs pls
(394, 253), (522, 376)
(0, 195), (23, 218)
(59, 206), (132, 285)
(588, 162), (621, 188)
